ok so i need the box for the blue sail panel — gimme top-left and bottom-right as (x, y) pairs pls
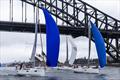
(42, 8), (60, 67)
(90, 21), (106, 68)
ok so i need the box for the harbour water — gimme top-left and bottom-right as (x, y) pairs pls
(0, 67), (120, 80)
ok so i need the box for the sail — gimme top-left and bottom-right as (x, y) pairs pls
(42, 8), (60, 67)
(90, 21), (106, 68)
(64, 37), (69, 65)
(69, 38), (77, 65)
(30, 23), (38, 63)
(30, 7), (39, 63)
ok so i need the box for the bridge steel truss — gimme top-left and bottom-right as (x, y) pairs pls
(21, 0), (120, 62)
(0, 0), (120, 62)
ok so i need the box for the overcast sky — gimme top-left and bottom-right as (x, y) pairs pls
(0, 0), (120, 63)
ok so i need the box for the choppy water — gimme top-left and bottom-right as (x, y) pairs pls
(0, 67), (120, 80)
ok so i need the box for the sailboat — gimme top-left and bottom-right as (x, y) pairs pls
(17, 6), (60, 76)
(17, 6), (45, 76)
(57, 37), (77, 71)
(73, 21), (106, 74)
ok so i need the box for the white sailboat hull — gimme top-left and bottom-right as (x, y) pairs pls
(57, 66), (73, 72)
(17, 67), (45, 76)
(73, 67), (99, 74)
(17, 66), (75, 77)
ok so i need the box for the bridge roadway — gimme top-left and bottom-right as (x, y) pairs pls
(0, 21), (120, 38)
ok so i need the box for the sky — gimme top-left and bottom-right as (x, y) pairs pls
(0, 0), (120, 63)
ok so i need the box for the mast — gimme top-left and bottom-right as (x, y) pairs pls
(65, 36), (69, 65)
(30, 1), (39, 67)
(33, 0), (35, 23)
(87, 21), (91, 68)
(39, 16), (45, 61)
(38, 3), (46, 67)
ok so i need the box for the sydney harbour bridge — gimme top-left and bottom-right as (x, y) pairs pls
(0, 0), (120, 62)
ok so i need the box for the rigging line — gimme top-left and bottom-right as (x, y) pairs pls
(65, 6), (69, 64)
(25, 2), (27, 23)
(38, 21), (43, 50)
(61, 11), (68, 64)
(36, 1), (44, 56)
(34, 1), (39, 67)
(22, 1), (23, 22)
(87, 17), (94, 68)
(38, 1), (40, 23)
(65, 36), (69, 64)
(11, 0), (13, 21)
(33, 0), (35, 23)
(87, 21), (91, 68)
(66, 3), (69, 64)
(9, 0), (13, 21)
(36, 1), (46, 68)
(35, 0), (45, 61)
(9, 0), (11, 21)
(56, 0), (58, 24)
(30, 0), (39, 67)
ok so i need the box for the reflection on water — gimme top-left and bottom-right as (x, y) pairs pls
(0, 67), (120, 80)
(95, 74), (107, 80)
(46, 77), (59, 80)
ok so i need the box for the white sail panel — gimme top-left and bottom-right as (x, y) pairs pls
(30, 7), (39, 63)
(69, 38), (77, 65)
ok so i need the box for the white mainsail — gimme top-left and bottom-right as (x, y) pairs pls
(69, 37), (77, 65)
(30, 5), (39, 67)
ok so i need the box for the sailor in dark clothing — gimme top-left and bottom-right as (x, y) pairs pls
(19, 63), (23, 70)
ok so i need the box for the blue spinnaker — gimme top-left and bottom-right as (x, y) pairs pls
(42, 8), (60, 67)
(90, 21), (106, 68)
